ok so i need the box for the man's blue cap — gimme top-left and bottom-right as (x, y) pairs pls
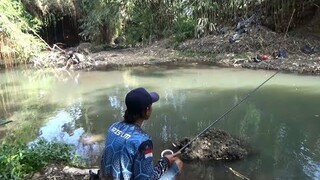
(125, 87), (159, 113)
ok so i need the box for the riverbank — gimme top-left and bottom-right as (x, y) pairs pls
(29, 22), (320, 75)
(58, 25), (319, 75)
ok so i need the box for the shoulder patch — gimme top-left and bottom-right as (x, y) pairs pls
(139, 140), (153, 159)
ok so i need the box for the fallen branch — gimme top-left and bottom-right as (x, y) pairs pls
(52, 44), (66, 52)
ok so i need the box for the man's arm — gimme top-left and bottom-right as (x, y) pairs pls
(133, 140), (170, 180)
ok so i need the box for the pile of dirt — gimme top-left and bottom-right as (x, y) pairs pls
(174, 129), (248, 161)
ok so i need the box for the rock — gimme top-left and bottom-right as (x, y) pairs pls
(63, 166), (99, 176)
(301, 44), (314, 54)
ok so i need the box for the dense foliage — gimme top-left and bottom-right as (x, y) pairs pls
(0, 0), (318, 63)
(94, 0), (317, 44)
(20, 0), (318, 45)
(0, 139), (84, 179)
(0, 0), (45, 66)
(79, 0), (123, 44)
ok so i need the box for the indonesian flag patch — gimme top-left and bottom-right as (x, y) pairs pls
(144, 148), (153, 158)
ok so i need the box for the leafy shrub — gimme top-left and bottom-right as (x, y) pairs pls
(0, 0), (45, 65)
(173, 16), (196, 43)
(0, 139), (84, 179)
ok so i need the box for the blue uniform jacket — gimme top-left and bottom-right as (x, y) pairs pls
(101, 121), (169, 180)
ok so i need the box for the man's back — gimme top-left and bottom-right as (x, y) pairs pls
(101, 121), (152, 179)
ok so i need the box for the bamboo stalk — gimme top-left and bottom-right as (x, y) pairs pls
(284, 8), (296, 38)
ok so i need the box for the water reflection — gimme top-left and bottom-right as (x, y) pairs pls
(37, 102), (102, 165)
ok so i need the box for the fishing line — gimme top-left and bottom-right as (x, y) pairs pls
(175, 70), (280, 155)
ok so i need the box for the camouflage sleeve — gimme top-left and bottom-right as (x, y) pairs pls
(133, 140), (169, 180)
(152, 157), (170, 179)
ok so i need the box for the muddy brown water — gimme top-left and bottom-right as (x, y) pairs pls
(1, 66), (320, 179)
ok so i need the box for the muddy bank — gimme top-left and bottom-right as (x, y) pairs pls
(214, 53), (320, 75)
(173, 129), (249, 161)
(77, 49), (320, 76)
(39, 43), (319, 76)
(33, 44), (320, 76)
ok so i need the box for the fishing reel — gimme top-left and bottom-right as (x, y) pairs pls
(161, 149), (174, 157)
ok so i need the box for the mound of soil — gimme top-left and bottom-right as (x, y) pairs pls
(174, 129), (248, 161)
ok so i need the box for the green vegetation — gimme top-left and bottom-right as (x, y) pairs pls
(79, 0), (123, 44)
(0, 0), (45, 66)
(0, 0), (317, 67)
(0, 139), (84, 179)
(20, 0), (318, 45)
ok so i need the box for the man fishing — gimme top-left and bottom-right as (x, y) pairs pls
(100, 87), (183, 180)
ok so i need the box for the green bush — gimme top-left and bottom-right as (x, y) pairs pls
(79, 0), (122, 44)
(0, 139), (84, 179)
(173, 16), (196, 43)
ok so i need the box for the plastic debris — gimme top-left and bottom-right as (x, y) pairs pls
(278, 49), (288, 59)
(253, 54), (262, 62)
(229, 14), (256, 44)
(301, 45), (320, 54)
(261, 55), (268, 60)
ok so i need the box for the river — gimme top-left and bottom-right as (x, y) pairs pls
(0, 66), (319, 179)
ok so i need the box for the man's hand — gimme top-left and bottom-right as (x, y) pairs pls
(164, 152), (183, 172)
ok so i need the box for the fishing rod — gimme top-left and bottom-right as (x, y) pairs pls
(172, 70), (280, 155)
